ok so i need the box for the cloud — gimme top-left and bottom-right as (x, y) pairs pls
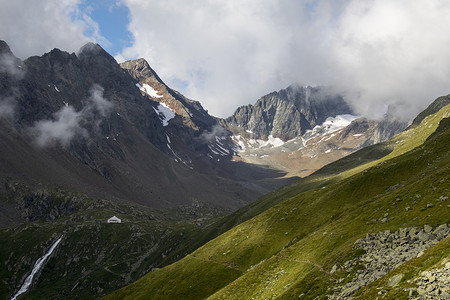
(0, 97), (16, 120)
(33, 105), (86, 147)
(32, 84), (113, 147)
(0, 52), (25, 79)
(86, 84), (113, 117)
(0, 0), (103, 59)
(118, 0), (450, 120)
(196, 125), (228, 143)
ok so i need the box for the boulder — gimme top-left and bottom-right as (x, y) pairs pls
(388, 273), (403, 287)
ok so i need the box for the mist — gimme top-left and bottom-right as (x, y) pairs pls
(0, 97), (16, 120)
(32, 84), (113, 147)
(197, 125), (229, 143)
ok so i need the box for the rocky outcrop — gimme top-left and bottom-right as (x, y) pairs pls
(409, 262), (450, 299)
(223, 84), (353, 141)
(330, 224), (450, 298)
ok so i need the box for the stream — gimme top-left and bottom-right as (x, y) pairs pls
(11, 235), (63, 300)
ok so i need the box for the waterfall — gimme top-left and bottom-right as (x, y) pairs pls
(11, 235), (63, 300)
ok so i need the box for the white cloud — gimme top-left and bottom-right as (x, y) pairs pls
(33, 105), (86, 147)
(119, 0), (450, 120)
(0, 52), (25, 79)
(0, 97), (16, 120)
(32, 84), (113, 147)
(87, 84), (113, 117)
(0, 0), (101, 59)
(2, 0), (450, 121)
(197, 124), (228, 143)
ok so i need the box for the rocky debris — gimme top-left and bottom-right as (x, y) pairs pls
(407, 262), (450, 299)
(329, 224), (450, 298)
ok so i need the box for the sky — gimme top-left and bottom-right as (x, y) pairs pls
(1, 0), (450, 120)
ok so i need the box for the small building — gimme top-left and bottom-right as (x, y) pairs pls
(107, 216), (122, 223)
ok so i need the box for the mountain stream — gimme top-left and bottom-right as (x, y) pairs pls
(11, 235), (63, 300)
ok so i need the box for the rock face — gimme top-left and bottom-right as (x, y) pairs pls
(120, 58), (215, 132)
(410, 262), (450, 299)
(0, 40), (268, 216)
(120, 58), (239, 168)
(330, 224), (450, 298)
(223, 84), (354, 141)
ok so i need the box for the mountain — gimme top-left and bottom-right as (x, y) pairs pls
(223, 84), (353, 141)
(221, 85), (406, 178)
(105, 97), (450, 299)
(0, 39), (423, 299)
(0, 41), (279, 218)
(0, 41), (292, 299)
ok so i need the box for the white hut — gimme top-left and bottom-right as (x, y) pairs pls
(107, 216), (122, 223)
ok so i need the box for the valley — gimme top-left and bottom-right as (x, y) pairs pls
(0, 39), (448, 300)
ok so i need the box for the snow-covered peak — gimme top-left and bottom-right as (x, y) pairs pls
(136, 83), (163, 98)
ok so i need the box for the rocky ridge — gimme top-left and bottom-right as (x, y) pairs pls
(330, 224), (450, 298)
(223, 84), (353, 141)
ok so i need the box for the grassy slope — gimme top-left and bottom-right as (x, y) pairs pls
(105, 103), (450, 300)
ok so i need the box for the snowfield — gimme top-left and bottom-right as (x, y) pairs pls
(136, 83), (163, 98)
(153, 102), (175, 126)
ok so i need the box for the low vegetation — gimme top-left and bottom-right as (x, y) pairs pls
(105, 103), (449, 299)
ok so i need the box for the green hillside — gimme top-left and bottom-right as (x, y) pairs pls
(105, 101), (450, 299)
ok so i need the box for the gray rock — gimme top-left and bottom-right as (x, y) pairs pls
(332, 224), (450, 299)
(223, 84), (353, 141)
(388, 273), (404, 287)
(330, 264), (338, 274)
(341, 284), (361, 297)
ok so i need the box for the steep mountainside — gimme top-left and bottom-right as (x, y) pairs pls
(0, 40), (277, 218)
(105, 99), (449, 300)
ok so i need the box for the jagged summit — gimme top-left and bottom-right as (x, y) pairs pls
(121, 58), (166, 85)
(223, 85), (354, 141)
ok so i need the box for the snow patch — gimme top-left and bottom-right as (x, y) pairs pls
(153, 102), (175, 126)
(322, 114), (359, 133)
(137, 83), (163, 98)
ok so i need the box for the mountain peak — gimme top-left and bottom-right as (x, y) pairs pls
(0, 40), (13, 55)
(76, 42), (117, 65)
(120, 58), (166, 85)
(224, 85), (353, 140)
